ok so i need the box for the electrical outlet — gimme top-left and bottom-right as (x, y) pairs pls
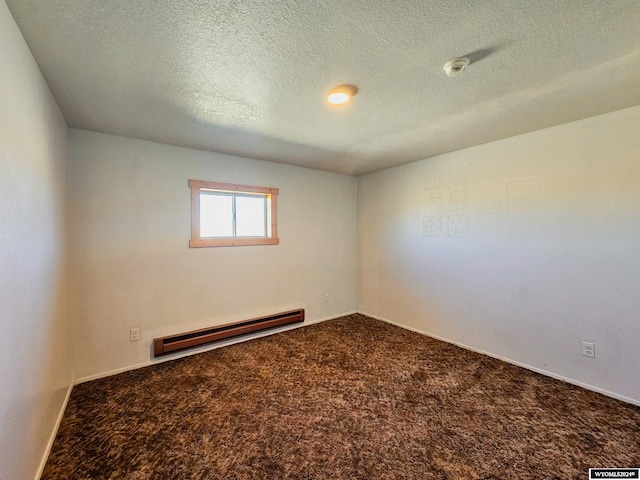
(581, 341), (595, 358)
(323, 293), (329, 303)
(130, 328), (141, 342)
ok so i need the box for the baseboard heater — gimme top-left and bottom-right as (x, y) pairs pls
(153, 308), (305, 357)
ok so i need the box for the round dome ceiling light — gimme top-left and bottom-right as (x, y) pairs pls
(326, 84), (358, 105)
(443, 57), (470, 77)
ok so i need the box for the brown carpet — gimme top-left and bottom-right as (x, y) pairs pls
(42, 314), (640, 479)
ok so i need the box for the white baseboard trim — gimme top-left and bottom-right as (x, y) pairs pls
(35, 381), (74, 480)
(75, 311), (357, 385)
(359, 310), (640, 408)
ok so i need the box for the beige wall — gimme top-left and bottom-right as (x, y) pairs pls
(67, 129), (357, 380)
(358, 105), (640, 404)
(0, 2), (72, 479)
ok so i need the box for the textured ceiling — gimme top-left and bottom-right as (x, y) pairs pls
(6, 0), (640, 175)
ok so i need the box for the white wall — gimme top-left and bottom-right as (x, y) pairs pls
(68, 129), (357, 380)
(0, 2), (73, 479)
(358, 105), (640, 404)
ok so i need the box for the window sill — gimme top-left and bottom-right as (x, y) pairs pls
(189, 237), (280, 248)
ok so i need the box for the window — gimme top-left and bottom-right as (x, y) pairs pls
(188, 179), (279, 247)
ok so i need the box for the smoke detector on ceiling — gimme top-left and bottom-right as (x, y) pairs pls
(443, 57), (470, 77)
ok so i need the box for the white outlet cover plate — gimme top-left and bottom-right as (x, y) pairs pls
(130, 328), (141, 342)
(581, 341), (595, 358)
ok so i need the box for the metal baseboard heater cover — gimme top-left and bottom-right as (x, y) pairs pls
(153, 308), (305, 357)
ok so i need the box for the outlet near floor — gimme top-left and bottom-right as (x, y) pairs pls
(581, 341), (595, 358)
(323, 293), (329, 303)
(130, 328), (141, 342)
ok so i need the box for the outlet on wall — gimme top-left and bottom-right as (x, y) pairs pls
(581, 341), (595, 358)
(323, 293), (329, 303)
(130, 328), (141, 342)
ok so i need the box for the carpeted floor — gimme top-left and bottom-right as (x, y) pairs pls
(42, 314), (640, 479)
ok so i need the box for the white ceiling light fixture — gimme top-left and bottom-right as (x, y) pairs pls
(326, 84), (358, 105)
(443, 57), (470, 77)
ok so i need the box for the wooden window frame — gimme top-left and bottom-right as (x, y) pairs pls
(189, 179), (279, 248)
